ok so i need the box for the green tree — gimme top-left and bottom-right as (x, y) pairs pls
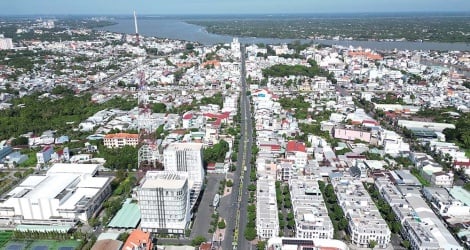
(218, 219), (226, 229)
(11, 136), (29, 146)
(401, 240), (410, 249)
(464, 182), (470, 192)
(191, 235), (207, 246)
(152, 103), (167, 113)
(369, 240), (377, 249)
(244, 227), (257, 241)
(257, 241), (267, 250)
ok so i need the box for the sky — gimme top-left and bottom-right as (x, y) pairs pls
(0, 0), (469, 16)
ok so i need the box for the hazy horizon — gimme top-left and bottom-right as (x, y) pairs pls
(1, 0), (469, 16)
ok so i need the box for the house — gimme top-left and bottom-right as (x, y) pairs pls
(285, 140), (308, 169)
(122, 229), (153, 250)
(36, 145), (54, 164)
(430, 172), (453, 188)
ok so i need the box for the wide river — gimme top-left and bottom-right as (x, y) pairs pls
(101, 18), (470, 51)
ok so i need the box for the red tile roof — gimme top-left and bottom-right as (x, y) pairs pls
(122, 229), (152, 250)
(199, 242), (212, 250)
(183, 113), (193, 119)
(287, 140), (306, 153)
(203, 112), (230, 120)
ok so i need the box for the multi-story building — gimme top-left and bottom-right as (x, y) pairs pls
(163, 143), (204, 207)
(375, 177), (463, 250)
(36, 145), (54, 164)
(332, 176), (391, 248)
(0, 37), (13, 50)
(256, 176), (279, 240)
(430, 172), (453, 188)
(0, 164), (112, 225)
(285, 140), (308, 169)
(266, 237), (349, 250)
(103, 133), (138, 148)
(422, 187), (470, 217)
(290, 176), (334, 239)
(138, 171), (191, 234)
(333, 127), (371, 143)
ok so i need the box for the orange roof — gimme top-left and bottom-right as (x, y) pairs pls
(122, 229), (152, 250)
(201, 60), (221, 68)
(104, 133), (138, 139)
(199, 242), (212, 250)
(348, 51), (383, 60)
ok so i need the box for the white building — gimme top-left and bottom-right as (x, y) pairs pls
(332, 176), (391, 248)
(430, 172), (453, 188)
(138, 171), (191, 234)
(422, 187), (470, 217)
(267, 237), (349, 250)
(290, 176), (334, 239)
(103, 133), (138, 148)
(256, 176), (279, 240)
(375, 178), (464, 250)
(0, 37), (13, 50)
(0, 163), (112, 225)
(36, 145), (54, 164)
(163, 143), (204, 207)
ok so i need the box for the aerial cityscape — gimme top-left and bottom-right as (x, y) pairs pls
(0, 1), (469, 250)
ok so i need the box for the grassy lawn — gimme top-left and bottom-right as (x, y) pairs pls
(411, 170), (431, 187)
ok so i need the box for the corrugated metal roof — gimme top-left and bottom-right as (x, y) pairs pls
(107, 199), (141, 228)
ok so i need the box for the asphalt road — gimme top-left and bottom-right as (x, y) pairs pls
(190, 174), (224, 241)
(237, 45), (255, 250)
(220, 46), (254, 250)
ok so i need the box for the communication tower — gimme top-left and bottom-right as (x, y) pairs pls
(134, 10), (140, 45)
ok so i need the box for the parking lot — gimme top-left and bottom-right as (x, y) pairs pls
(190, 173), (224, 240)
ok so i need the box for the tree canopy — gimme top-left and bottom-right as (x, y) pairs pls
(262, 60), (334, 81)
(203, 140), (229, 165)
(0, 92), (136, 139)
(443, 113), (470, 148)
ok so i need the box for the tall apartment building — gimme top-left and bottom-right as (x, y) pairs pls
(332, 176), (391, 248)
(103, 133), (138, 148)
(289, 176), (334, 239)
(163, 143), (204, 207)
(138, 171), (191, 234)
(0, 37), (13, 50)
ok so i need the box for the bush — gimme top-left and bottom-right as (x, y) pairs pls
(218, 219), (226, 229)
(191, 235), (206, 246)
(244, 227), (257, 241)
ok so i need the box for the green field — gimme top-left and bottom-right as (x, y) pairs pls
(2, 240), (80, 250)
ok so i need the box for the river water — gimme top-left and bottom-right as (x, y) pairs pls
(100, 18), (470, 51)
